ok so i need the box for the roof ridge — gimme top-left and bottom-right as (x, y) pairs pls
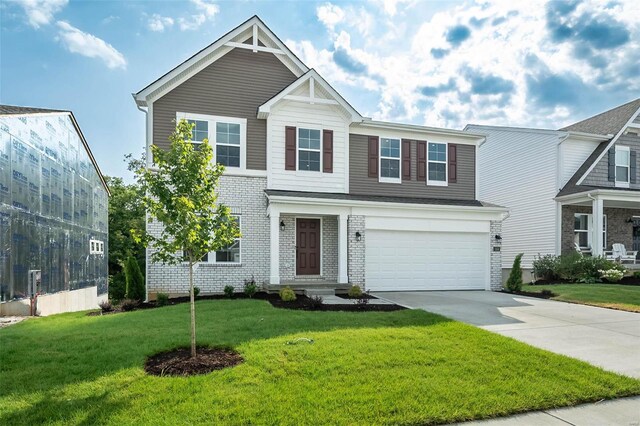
(559, 98), (640, 133)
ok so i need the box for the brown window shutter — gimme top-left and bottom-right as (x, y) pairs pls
(417, 141), (426, 181)
(402, 139), (411, 180)
(285, 126), (296, 171)
(323, 129), (333, 173)
(368, 136), (379, 178)
(448, 144), (457, 183)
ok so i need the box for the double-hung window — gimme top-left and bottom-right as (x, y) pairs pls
(427, 142), (447, 185)
(615, 146), (630, 187)
(574, 213), (607, 250)
(298, 128), (321, 171)
(179, 113), (246, 170)
(186, 215), (241, 264)
(379, 137), (400, 183)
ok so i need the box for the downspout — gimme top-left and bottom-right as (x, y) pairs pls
(135, 100), (150, 302)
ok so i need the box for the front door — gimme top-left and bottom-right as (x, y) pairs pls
(296, 218), (321, 275)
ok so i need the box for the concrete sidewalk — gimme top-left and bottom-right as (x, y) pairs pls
(454, 396), (640, 425)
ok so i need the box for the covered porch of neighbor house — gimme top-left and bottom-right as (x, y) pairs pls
(557, 190), (640, 264)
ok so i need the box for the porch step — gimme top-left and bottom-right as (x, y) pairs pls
(304, 288), (336, 297)
(265, 282), (350, 294)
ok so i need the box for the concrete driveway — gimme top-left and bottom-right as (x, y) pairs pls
(374, 291), (640, 378)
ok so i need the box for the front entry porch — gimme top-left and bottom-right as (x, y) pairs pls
(558, 190), (640, 259)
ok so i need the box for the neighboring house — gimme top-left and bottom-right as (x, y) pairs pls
(0, 105), (109, 316)
(133, 16), (507, 298)
(470, 98), (640, 280)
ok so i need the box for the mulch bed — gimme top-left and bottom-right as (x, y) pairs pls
(335, 293), (377, 300)
(145, 346), (243, 377)
(503, 290), (557, 299)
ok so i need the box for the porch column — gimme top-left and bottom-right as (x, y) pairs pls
(269, 208), (280, 285)
(592, 197), (604, 256)
(338, 213), (348, 284)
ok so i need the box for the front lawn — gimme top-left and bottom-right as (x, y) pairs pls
(1, 300), (639, 425)
(523, 283), (640, 312)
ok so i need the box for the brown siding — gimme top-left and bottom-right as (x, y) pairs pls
(153, 48), (298, 170)
(349, 133), (476, 200)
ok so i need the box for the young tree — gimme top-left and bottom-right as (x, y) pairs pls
(130, 119), (240, 358)
(506, 253), (524, 292)
(124, 255), (145, 302)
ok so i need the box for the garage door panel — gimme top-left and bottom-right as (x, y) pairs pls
(365, 230), (488, 291)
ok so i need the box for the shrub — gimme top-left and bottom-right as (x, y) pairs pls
(193, 286), (200, 298)
(505, 253), (524, 292)
(308, 295), (323, 310)
(532, 254), (560, 281)
(243, 277), (258, 298)
(156, 292), (169, 307)
(120, 298), (138, 312)
(347, 285), (363, 298)
(223, 285), (234, 298)
(557, 254), (622, 283)
(98, 300), (113, 313)
(600, 269), (624, 283)
(279, 286), (296, 302)
(634, 271), (640, 279)
(124, 256), (145, 302)
(108, 272), (126, 302)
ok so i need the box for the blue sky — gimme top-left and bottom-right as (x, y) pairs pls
(1, 0), (639, 180)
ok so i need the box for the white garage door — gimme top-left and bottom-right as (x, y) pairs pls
(365, 230), (489, 291)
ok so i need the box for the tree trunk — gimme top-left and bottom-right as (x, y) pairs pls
(189, 262), (196, 358)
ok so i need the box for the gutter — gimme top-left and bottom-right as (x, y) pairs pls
(358, 119), (485, 141)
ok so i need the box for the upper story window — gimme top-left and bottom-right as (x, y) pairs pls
(379, 137), (401, 183)
(90, 239), (104, 255)
(298, 128), (321, 171)
(428, 142), (447, 186)
(178, 113), (246, 170)
(615, 146), (630, 187)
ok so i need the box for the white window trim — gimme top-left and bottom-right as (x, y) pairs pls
(379, 136), (402, 184)
(184, 215), (242, 266)
(427, 141), (448, 187)
(615, 145), (630, 188)
(176, 112), (247, 171)
(89, 239), (104, 255)
(296, 123), (323, 175)
(574, 213), (607, 250)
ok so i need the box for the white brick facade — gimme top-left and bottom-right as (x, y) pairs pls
(147, 175), (270, 296)
(347, 215), (365, 287)
(490, 220), (503, 291)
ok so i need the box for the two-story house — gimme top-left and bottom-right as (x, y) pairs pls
(470, 99), (640, 280)
(133, 16), (507, 299)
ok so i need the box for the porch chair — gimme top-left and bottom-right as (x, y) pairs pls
(608, 243), (638, 264)
(574, 242), (591, 256)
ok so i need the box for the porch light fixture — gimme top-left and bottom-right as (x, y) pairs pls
(280, 220), (285, 231)
(355, 231), (362, 242)
(495, 235), (502, 240)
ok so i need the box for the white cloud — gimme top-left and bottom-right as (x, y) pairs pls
(191, 0), (219, 18)
(56, 21), (126, 69)
(370, 0), (414, 17)
(317, 3), (345, 32)
(15, 0), (68, 28)
(148, 14), (174, 32)
(178, 14), (206, 31)
(175, 0), (219, 31)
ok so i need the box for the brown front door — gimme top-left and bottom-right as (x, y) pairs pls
(296, 218), (321, 275)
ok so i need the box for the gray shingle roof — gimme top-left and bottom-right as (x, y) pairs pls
(559, 98), (640, 135)
(264, 189), (496, 207)
(0, 104), (68, 115)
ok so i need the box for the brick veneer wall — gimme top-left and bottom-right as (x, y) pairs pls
(146, 175), (270, 297)
(347, 215), (365, 287)
(490, 220), (503, 291)
(561, 205), (639, 253)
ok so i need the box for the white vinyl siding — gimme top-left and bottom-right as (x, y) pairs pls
(268, 90), (349, 193)
(558, 137), (601, 188)
(471, 126), (562, 269)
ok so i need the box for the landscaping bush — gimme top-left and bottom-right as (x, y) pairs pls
(193, 286), (200, 298)
(243, 277), (258, 298)
(634, 271), (640, 279)
(98, 300), (113, 313)
(156, 293), (169, 307)
(600, 269), (624, 283)
(308, 295), (323, 309)
(347, 285), (363, 298)
(124, 256), (145, 302)
(505, 253), (524, 292)
(223, 285), (234, 298)
(279, 287), (296, 302)
(120, 299), (139, 312)
(532, 254), (560, 281)
(108, 272), (126, 302)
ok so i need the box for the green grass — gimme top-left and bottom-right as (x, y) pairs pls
(523, 284), (640, 312)
(1, 300), (639, 425)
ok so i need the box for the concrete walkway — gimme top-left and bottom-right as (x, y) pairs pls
(454, 396), (640, 425)
(373, 291), (640, 378)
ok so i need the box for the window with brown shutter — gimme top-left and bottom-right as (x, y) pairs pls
(402, 139), (411, 180)
(323, 130), (333, 173)
(285, 126), (296, 171)
(448, 144), (457, 183)
(417, 141), (426, 181)
(368, 136), (379, 178)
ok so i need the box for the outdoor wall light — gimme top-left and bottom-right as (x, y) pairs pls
(280, 220), (285, 231)
(355, 231), (362, 241)
(495, 235), (502, 240)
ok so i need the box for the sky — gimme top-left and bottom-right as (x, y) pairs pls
(1, 0), (639, 181)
